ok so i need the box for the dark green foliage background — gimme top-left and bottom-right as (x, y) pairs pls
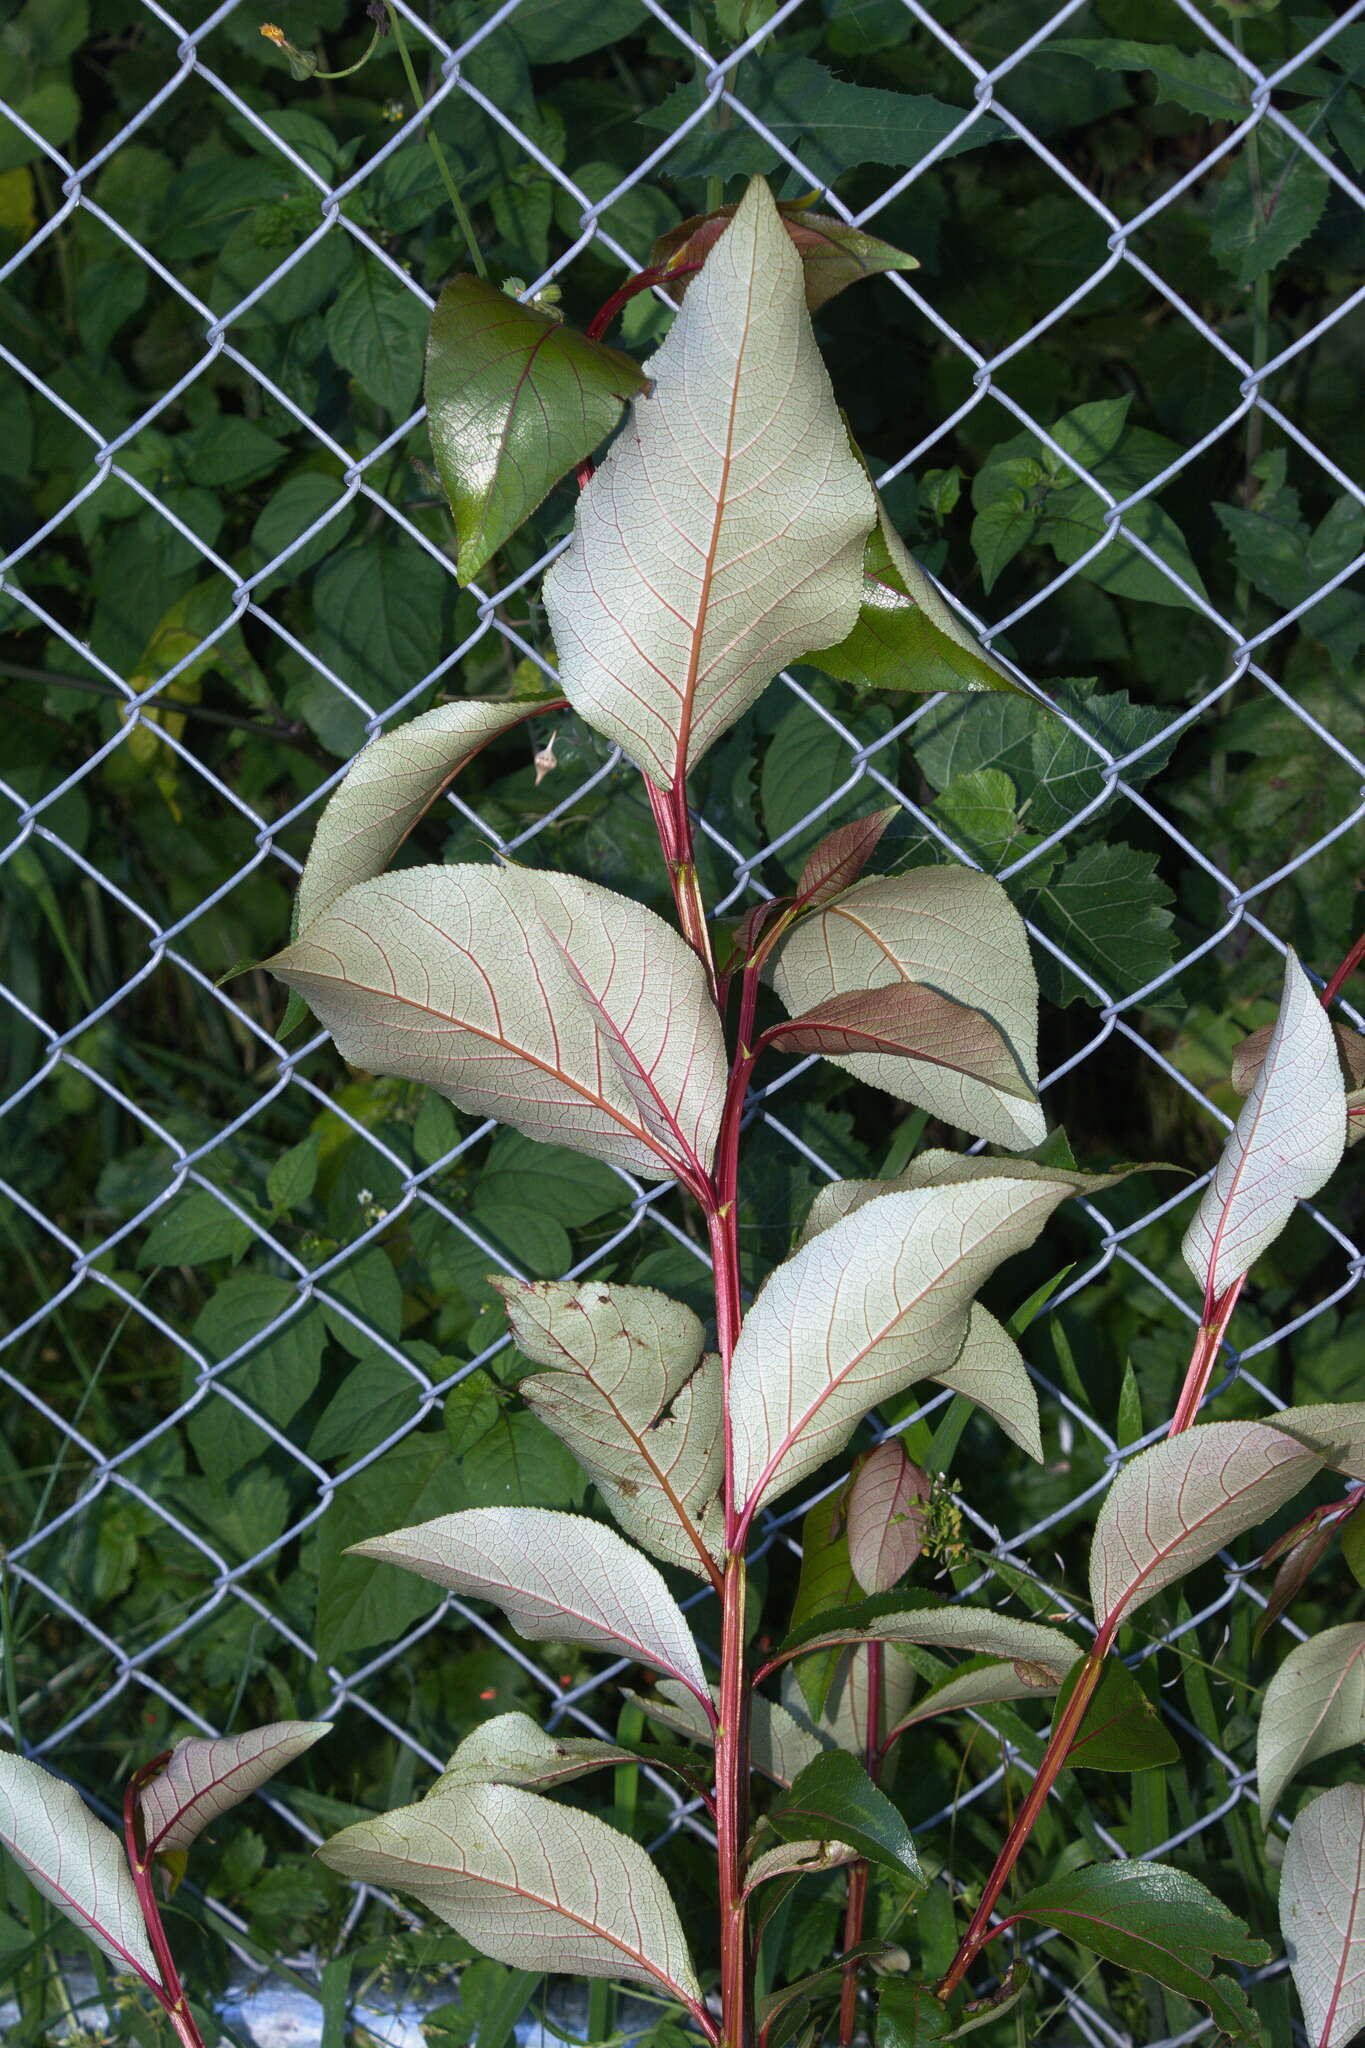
(1, 0), (1362, 2038)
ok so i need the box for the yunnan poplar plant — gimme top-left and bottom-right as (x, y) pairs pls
(4, 174), (1363, 2048)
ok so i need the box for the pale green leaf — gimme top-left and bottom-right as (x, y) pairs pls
(1267, 1403), (1365, 1480)
(1182, 952), (1347, 1300)
(1259, 1624), (1365, 1826)
(0, 1754), (158, 1984)
(933, 1303), (1043, 1463)
(268, 864), (727, 1183)
(543, 176), (875, 790)
(800, 1147), (1147, 1245)
(1089, 1421), (1323, 1630)
(770, 869), (1045, 1151)
(319, 1782), (700, 2005)
(348, 1506), (709, 1700)
(498, 1277), (723, 1580)
(775, 1589), (1080, 1680)
(139, 1721), (330, 1855)
(1282, 1783), (1365, 2048)
(431, 1712), (703, 1799)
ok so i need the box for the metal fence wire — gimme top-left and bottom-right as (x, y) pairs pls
(1, 0), (1363, 2041)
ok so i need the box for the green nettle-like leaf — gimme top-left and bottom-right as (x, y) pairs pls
(777, 1590), (1080, 1682)
(348, 1506), (709, 1701)
(1089, 1422), (1324, 1631)
(496, 1278), (724, 1579)
(139, 1721), (330, 1856)
(651, 205), (918, 313)
(730, 1175), (1082, 1514)
(319, 1782), (701, 2007)
(1183, 952), (1346, 1301)
(1281, 1783), (1365, 2048)
(542, 176), (875, 791)
(292, 700), (561, 933)
(765, 1751), (923, 1884)
(0, 1753), (158, 1985)
(267, 864), (727, 1182)
(1011, 1863), (1269, 2040)
(808, 502), (1021, 697)
(1052, 1656), (1178, 1772)
(847, 1441), (928, 1596)
(431, 1712), (708, 1802)
(425, 276), (649, 585)
(1258, 1624), (1365, 1826)
(771, 870), (1044, 1151)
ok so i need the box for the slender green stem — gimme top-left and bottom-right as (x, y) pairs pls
(385, 4), (487, 278)
(0, 1557), (24, 1745)
(313, 21), (383, 78)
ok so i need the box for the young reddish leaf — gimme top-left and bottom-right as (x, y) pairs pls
(543, 176), (875, 791)
(293, 700), (561, 934)
(319, 1782), (702, 2009)
(1258, 1625), (1365, 1826)
(846, 1441), (929, 1596)
(1011, 1863), (1268, 2041)
(763, 983), (1037, 1101)
(1089, 1421), (1323, 1632)
(807, 501), (1022, 698)
(1052, 1656), (1178, 1772)
(794, 809), (898, 912)
(720, 898), (791, 975)
(771, 870), (1045, 1151)
(730, 1174), (1083, 1515)
(766, 1751), (922, 1883)
(651, 205), (918, 312)
(1183, 952), (1346, 1303)
(267, 864), (727, 1184)
(496, 1278), (723, 1581)
(348, 1506), (709, 1702)
(0, 1754), (159, 1987)
(139, 1721), (330, 1856)
(1231, 1015), (1365, 1095)
(1255, 1515), (1339, 1644)
(426, 277), (648, 584)
(1282, 1784), (1365, 2048)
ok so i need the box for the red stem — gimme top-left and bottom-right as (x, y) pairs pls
(123, 1758), (209, 2048)
(1321, 931), (1365, 1010)
(836, 1640), (884, 2044)
(1167, 1276), (1246, 1437)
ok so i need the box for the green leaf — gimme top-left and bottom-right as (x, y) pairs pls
(639, 54), (1004, 183)
(138, 1188), (255, 1269)
(970, 488), (1041, 593)
(1011, 1862), (1269, 2040)
(1282, 1785), (1365, 2048)
(1021, 841), (1176, 1007)
(766, 1751), (923, 1884)
(188, 1275), (326, 1482)
(0, 81), (79, 174)
(1211, 121), (1330, 285)
(309, 1355), (427, 1463)
(652, 205), (918, 313)
(476, 1129), (627, 1230)
(787, 1489), (861, 1715)
(1054, 1655), (1179, 1771)
(268, 1133), (320, 1214)
(324, 259), (429, 417)
(306, 543), (448, 746)
(251, 472), (354, 582)
(314, 1431), (468, 1662)
(425, 276), (647, 585)
(878, 1977), (949, 2046)
(1050, 39), (1247, 120)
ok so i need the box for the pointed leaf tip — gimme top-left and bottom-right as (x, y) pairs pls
(139, 1720), (331, 1856)
(0, 1753), (158, 1984)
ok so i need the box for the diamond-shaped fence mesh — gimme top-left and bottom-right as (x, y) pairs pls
(1, 0), (1362, 2040)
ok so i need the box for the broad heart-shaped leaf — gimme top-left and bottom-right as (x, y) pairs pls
(267, 864), (727, 1183)
(1010, 1863), (1269, 2041)
(426, 276), (648, 585)
(776, 1589), (1080, 1683)
(1258, 1624), (1365, 1827)
(799, 1147), (1152, 1245)
(730, 1175), (1082, 1516)
(1053, 1657), (1178, 1772)
(763, 983), (1037, 1102)
(628, 1681), (826, 1789)
(770, 870), (1045, 1151)
(293, 699), (559, 933)
(319, 1781), (701, 2007)
(496, 1278), (723, 1581)
(1088, 1421), (1323, 1631)
(1282, 1783), (1365, 2048)
(348, 1507), (709, 1702)
(0, 1753), (158, 1985)
(807, 500), (1021, 698)
(542, 175), (875, 792)
(764, 1751), (922, 1884)
(1183, 952), (1346, 1302)
(847, 1441), (928, 1597)
(432, 1711), (708, 1802)
(794, 808), (898, 912)
(139, 1720), (330, 1856)
(932, 1302), (1043, 1463)
(651, 204), (918, 313)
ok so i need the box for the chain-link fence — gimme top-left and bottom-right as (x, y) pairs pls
(1, 0), (1363, 2041)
